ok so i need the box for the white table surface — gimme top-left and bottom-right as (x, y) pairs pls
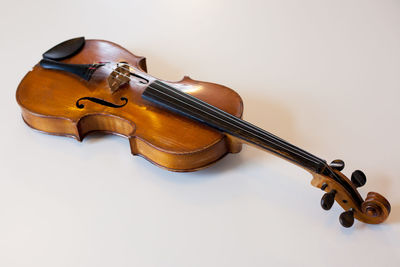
(1, 1), (399, 266)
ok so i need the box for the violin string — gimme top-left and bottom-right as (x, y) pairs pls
(144, 80), (366, 204)
(101, 63), (131, 81)
(117, 64), (322, 161)
(148, 80), (325, 165)
(113, 64), (363, 202)
(146, 85), (323, 168)
(145, 81), (324, 167)
(90, 62), (144, 85)
(105, 62), (325, 165)
(147, 82), (359, 195)
(100, 62), (326, 168)
(156, 80), (324, 163)
(98, 64), (363, 205)
(113, 63), (324, 163)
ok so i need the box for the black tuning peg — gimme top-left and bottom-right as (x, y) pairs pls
(330, 159), (345, 171)
(321, 190), (337, 210)
(339, 209), (355, 228)
(351, 170), (367, 188)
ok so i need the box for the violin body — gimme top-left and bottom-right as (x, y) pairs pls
(16, 39), (243, 171)
(16, 37), (391, 228)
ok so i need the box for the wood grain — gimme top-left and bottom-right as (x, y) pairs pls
(16, 40), (243, 171)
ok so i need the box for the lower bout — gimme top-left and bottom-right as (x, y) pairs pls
(129, 135), (242, 172)
(20, 109), (243, 171)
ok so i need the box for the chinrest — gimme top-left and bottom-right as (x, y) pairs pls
(42, 37), (85, 61)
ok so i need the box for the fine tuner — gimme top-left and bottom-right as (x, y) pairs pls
(16, 37), (391, 228)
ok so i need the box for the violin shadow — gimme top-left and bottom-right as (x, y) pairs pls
(190, 152), (249, 176)
(84, 131), (123, 140)
(386, 204), (400, 224)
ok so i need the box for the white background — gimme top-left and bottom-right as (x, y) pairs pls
(1, 0), (399, 266)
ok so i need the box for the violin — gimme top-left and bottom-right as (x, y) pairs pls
(16, 37), (390, 228)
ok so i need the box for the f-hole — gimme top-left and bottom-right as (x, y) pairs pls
(76, 97), (128, 109)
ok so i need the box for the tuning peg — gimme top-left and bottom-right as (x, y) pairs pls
(330, 159), (345, 171)
(339, 209), (355, 228)
(320, 183), (328, 191)
(351, 170), (367, 188)
(321, 190), (336, 210)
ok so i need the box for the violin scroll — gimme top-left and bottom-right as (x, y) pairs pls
(311, 160), (391, 227)
(361, 192), (391, 223)
(16, 38), (391, 229)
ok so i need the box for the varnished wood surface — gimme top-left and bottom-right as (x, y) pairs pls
(16, 39), (390, 226)
(4, 2), (400, 266)
(16, 40), (244, 171)
(311, 170), (390, 224)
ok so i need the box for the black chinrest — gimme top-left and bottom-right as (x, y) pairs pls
(42, 37), (85, 61)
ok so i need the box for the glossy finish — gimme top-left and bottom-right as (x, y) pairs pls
(143, 80), (326, 173)
(339, 209), (355, 228)
(16, 40), (243, 171)
(16, 39), (391, 227)
(321, 190), (336, 210)
(42, 36), (85, 60)
(311, 170), (390, 224)
(39, 58), (104, 81)
(330, 159), (345, 171)
(351, 170), (367, 188)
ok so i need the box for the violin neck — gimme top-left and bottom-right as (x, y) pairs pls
(142, 80), (327, 174)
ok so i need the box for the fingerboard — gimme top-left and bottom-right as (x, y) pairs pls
(142, 80), (327, 173)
